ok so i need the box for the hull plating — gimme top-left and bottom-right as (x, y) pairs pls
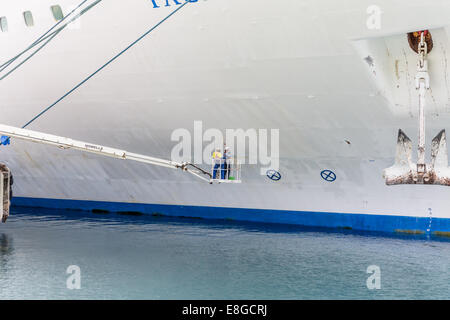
(2, 0), (450, 232)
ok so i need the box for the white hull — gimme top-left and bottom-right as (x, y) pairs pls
(2, 0), (450, 233)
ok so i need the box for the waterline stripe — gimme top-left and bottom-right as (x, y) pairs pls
(11, 197), (450, 234)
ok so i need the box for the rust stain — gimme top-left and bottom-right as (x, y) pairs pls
(394, 59), (400, 80)
(402, 49), (413, 117)
(407, 31), (433, 53)
(386, 169), (450, 186)
(441, 43), (450, 109)
(433, 231), (450, 237)
(394, 229), (425, 235)
(23, 150), (40, 168)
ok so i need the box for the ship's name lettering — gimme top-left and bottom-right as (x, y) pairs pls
(150, 0), (198, 9)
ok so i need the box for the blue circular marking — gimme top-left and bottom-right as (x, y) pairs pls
(321, 170), (336, 182)
(266, 169), (281, 181)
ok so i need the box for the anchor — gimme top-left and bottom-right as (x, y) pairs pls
(383, 31), (450, 186)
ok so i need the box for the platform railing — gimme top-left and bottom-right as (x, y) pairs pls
(210, 158), (241, 183)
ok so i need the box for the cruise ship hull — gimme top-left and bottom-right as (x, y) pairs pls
(2, 0), (450, 234)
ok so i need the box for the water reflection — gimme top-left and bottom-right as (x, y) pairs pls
(0, 233), (13, 272)
(2, 208), (450, 299)
(10, 206), (450, 243)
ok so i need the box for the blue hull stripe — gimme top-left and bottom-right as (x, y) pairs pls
(11, 197), (450, 234)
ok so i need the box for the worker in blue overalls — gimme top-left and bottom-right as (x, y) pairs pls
(221, 146), (231, 179)
(212, 148), (222, 179)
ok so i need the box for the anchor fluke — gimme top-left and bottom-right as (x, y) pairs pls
(431, 129), (448, 168)
(383, 129), (415, 185)
(429, 129), (450, 186)
(394, 129), (413, 167)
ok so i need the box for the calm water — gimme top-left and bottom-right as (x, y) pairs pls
(0, 206), (449, 299)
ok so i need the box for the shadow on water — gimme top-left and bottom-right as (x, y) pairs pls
(9, 206), (450, 244)
(0, 233), (14, 272)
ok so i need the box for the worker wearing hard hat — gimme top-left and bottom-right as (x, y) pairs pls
(212, 148), (222, 179)
(222, 146), (232, 179)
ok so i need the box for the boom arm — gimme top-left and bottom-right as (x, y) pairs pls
(0, 124), (212, 182)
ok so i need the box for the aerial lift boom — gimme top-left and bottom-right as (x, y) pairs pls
(0, 124), (213, 183)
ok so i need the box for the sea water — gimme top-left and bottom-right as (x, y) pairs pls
(0, 206), (449, 299)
